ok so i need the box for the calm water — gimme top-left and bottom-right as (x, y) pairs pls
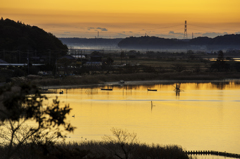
(46, 81), (240, 154)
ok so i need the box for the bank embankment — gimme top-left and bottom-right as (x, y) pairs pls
(9, 72), (240, 88)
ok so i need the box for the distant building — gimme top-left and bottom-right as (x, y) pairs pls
(72, 55), (86, 59)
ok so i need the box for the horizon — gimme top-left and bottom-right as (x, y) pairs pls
(1, 0), (240, 39)
(58, 33), (239, 40)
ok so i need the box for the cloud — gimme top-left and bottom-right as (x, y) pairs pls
(96, 27), (108, 31)
(193, 32), (202, 35)
(87, 27), (95, 31)
(201, 32), (228, 38)
(235, 32), (240, 34)
(116, 32), (143, 38)
(64, 32), (71, 34)
(87, 27), (108, 31)
(117, 33), (132, 38)
(118, 33), (127, 36)
(168, 31), (183, 36)
(153, 31), (185, 39)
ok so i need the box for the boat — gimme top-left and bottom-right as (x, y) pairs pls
(147, 89), (157, 91)
(101, 88), (113, 91)
(119, 80), (125, 84)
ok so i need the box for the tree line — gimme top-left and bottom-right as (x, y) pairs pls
(0, 18), (68, 57)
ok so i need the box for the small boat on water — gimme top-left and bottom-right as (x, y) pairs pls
(119, 80), (125, 84)
(101, 88), (113, 91)
(147, 89), (157, 91)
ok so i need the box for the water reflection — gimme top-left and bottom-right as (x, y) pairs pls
(151, 101), (155, 111)
(85, 88), (98, 95)
(174, 83), (182, 96)
(211, 82), (230, 90)
(47, 80), (240, 154)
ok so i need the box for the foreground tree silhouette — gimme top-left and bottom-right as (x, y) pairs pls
(0, 83), (75, 159)
(103, 128), (139, 159)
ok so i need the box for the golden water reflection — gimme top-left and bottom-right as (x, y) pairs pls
(46, 81), (240, 154)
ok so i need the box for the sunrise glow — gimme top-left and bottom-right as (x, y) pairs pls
(1, 0), (240, 38)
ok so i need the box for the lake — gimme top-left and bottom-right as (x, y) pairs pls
(45, 80), (240, 154)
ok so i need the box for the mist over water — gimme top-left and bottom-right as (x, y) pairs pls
(46, 81), (240, 154)
(67, 44), (202, 54)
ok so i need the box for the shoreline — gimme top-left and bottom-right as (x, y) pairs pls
(39, 78), (240, 89)
(8, 72), (240, 89)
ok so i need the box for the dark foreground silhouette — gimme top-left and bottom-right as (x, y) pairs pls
(0, 142), (189, 159)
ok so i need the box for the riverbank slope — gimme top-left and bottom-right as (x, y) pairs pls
(10, 72), (240, 88)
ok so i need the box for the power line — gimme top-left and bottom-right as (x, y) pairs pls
(188, 24), (239, 32)
(158, 24), (183, 29)
(188, 24), (220, 29)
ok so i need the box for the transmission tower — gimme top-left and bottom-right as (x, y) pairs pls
(184, 20), (187, 39)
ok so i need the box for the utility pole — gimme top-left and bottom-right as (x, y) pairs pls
(120, 51), (123, 64)
(49, 50), (51, 64)
(126, 53), (127, 65)
(184, 20), (187, 39)
(81, 50), (83, 67)
(27, 50), (29, 75)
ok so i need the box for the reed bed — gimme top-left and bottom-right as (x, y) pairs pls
(0, 141), (189, 159)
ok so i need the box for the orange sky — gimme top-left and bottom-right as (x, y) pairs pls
(1, 0), (240, 38)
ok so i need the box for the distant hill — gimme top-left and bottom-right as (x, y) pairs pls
(118, 34), (240, 50)
(0, 18), (68, 56)
(59, 38), (123, 48)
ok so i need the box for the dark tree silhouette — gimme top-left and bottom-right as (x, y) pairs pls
(0, 83), (75, 159)
(210, 50), (230, 72)
(0, 18), (68, 56)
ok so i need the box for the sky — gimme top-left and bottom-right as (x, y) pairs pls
(1, 0), (240, 39)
